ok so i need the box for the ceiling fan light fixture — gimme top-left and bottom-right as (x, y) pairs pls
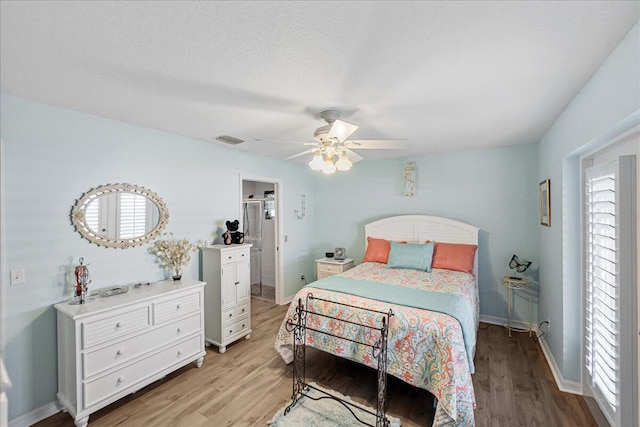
(322, 158), (336, 174)
(309, 153), (324, 170)
(335, 152), (352, 171)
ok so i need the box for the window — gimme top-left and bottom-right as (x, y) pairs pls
(583, 149), (636, 427)
(585, 161), (617, 412)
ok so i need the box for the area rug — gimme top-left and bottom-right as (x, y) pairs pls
(268, 382), (401, 426)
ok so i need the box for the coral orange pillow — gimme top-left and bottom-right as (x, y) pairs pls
(362, 237), (391, 264)
(432, 242), (478, 274)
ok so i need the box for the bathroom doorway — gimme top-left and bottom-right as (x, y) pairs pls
(240, 175), (283, 304)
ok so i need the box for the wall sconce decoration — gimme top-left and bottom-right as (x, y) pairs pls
(294, 194), (306, 219)
(404, 161), (416, 197)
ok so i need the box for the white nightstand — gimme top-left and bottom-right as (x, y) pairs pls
(501, 276), (532, 337)
(316, 258), (354, 280)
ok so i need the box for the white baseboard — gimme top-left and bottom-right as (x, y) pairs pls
(537, 336), (583, 395)
(281, 294), (294, 305)
(479, 314), (583, 395)
(479, 314), (537, 331)
(9, 401), (60, 427)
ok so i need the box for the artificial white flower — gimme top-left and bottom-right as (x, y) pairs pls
(149, 232), (198, 275)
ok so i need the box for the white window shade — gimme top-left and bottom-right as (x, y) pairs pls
(585, 161), (617, 413)
(584, 154), (636, 427)
(117, 193), (147, 239)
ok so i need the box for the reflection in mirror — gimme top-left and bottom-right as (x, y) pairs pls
(71, 184), (169, 249)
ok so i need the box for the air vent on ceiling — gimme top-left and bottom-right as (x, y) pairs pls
(216, 135), (244, 145)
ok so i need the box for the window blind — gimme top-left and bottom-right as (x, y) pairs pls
(85, 199), (100, 233)
(585, 161), (618, 418)
(118, 193), (147, 239)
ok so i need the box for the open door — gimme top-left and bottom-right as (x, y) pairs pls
(239, 174), (284, 305)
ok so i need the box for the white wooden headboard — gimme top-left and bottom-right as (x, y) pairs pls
(364, 215), (479, 275)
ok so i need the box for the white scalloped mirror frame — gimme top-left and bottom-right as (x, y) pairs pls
(70, 183), (169, 249)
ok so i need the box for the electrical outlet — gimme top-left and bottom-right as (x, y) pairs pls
(300, 274), (305, 281)
(10, 269), (25, 285)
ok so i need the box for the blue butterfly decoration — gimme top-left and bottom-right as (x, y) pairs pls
(509, 254), (532, 273)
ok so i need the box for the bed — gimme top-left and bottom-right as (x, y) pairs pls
(275, 215), (479, 426)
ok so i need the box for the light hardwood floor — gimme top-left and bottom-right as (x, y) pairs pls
(36, 298), (596, 427)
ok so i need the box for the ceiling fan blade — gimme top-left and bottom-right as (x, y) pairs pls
(284, 148), (316, 160)
(345, 139), (408, 149)
(327, 119), (359, 143)
(343, 147), (364, 163)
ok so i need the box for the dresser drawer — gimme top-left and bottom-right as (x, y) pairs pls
(154, 292), (201, 324)
(83, 334), (202, 409)
(83, 313), (202, 378)
(223, 303), (249, 327)
(223, 318), (250, 339)
(82, 306), (151, 349)
(222, 307), (236, 326)
(221, 249), (250, 264)
(235, 303), (249, 318)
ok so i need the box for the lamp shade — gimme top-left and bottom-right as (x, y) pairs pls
(309, 153), (324, 171)
(335, 152), (352, 171)
(322, 158), (336, 174)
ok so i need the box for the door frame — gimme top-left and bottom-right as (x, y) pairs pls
(238, 174), (284, 305)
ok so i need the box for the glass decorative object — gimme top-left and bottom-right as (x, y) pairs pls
(404, 161), (416, 197)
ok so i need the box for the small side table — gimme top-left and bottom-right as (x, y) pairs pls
(501, 276), (532, 337)
(316, 258), (354, 280)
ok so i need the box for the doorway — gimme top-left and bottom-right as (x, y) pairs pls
(240, 175), (283, 305)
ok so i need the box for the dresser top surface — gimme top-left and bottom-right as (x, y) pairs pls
(54, 278), (206, 319)
(200, 243), (253, 251)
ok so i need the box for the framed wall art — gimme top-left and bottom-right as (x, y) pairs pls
(539, 179), (550, 226)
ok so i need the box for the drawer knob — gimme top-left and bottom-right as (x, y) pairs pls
(116, 349), (123, 356)
(229, 330), (233, 334)
(117, 377), (124, 383)
(242, 324), (245, 328)
(115, 322), (122, 328)
(177, 350), (183, 355)
(176, 304), (181, 309)
(228, 256), (232, 259)
(234, 281), (239, 285)
(177, 327), (182, 333)
(241, 253), (245, 257)
(228, 313), (233, 318)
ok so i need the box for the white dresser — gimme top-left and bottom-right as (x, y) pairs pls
(55, 279), (206, 427)
(201, 244), (252, 353)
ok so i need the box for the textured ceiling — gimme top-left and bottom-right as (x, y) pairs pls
(1, 1), (638, 163)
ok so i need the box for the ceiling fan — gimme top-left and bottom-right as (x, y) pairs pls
(285, 110), (407, 174)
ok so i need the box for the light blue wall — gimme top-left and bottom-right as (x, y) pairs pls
(537, 22), (640, 382)
(312, 145), (540, 323)
(0, 94), (316, 420)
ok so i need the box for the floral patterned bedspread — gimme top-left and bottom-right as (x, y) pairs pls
(274, 262), (478, 426)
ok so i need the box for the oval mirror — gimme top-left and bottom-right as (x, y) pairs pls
(71, 183), (169, 249)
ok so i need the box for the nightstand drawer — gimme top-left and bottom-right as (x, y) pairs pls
(82, 306), (151, 349)
(318, 263), (343, 274)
